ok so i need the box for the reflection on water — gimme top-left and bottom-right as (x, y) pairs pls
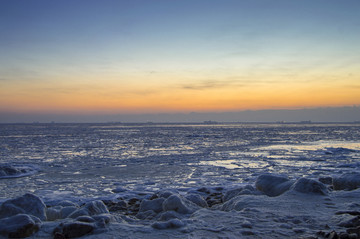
(196, 160), (240, 169)
(256, 140), (360, 151)
(0, 123), (360, 199)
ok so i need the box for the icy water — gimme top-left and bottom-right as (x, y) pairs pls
(1, 123), (360, 201)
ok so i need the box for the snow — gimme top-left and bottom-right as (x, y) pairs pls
(0, 123), (360, 238)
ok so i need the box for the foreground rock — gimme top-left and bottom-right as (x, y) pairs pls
(333, 173), (360, 191)
(68, 200), (109, 219)
(0, 193), (47, 221)
(162, 195), (199, 214)
(290, 178), (328, 195)
(0, 214), (41, 238)
(255, 174), (294, 197)
(54, 222), (95, 238)
(0, 165), (24, 178)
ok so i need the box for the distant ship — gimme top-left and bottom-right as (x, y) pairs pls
(299, 120), (312, 124)
(203, 121), (218, 124)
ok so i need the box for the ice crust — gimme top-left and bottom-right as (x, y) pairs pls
(0, 123), (360, 238)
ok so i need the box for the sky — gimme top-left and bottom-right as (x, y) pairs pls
(0, 0), (360, 122)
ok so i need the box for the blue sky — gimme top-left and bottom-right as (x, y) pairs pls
(0, 0), (360, 122)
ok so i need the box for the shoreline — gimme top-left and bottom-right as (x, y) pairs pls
(1, 173), (360, 238)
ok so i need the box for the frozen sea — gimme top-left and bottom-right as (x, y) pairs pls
(1, 123), (360, 238)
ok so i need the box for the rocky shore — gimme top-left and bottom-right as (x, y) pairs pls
(1, 172), (360, 238)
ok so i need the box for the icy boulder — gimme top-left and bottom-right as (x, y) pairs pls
(162, 195), (199, 214)
(333, 173), (360, 191)
(152, 218), (185, 229)
(0, 165), (23, 177)
(54, 222), (95, 238)
(68, 200), (109, 218)
(139, 198), (165, 213)
(184, 194), (208, 208)
(0, 214), (41, 238)
(0, 193), (47, 221)
(289, 178), (328, 195)
(223, 185), (259, 202)
(255, 174), (294, 197)
(221, 195), (267, 211)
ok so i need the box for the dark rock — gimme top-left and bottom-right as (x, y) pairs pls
(326, 231), (339, 239)
(241, 221), (252, 229)
(0, 166), (21, 177)
(339, 216), (360, 228)
(68, 200), (109, 219)
(136, 210), (157, 220)
(336, 211), (360, 216)
(346, 226), (360, 236)
(255, 174), (294, 197)
(0, 193), (47, 220)
(185, 194), (208, 208)
(319, 177), (333, 185)
(149, 194), (159, 200)
(241, 230), (255, 236)
(223, 187), (244, 202)
(333, 173), (360, 191)
(107, 200), (127, 212)
(293, 228), (306, 233)
(56, 222), (94, 238)
(162, 195), (199, 214)
(139, 198), (165, 213)
(290, 178), (328, 195)
(197, 187), (210, 194)
(159, 211), (181, 221)
(0, 214), (41, 238)
(339, 232), (350, 239)
(76, 216), (96, 223)
(53, 232), (66, 239)
(128, 198), (140, 205)
(205, 192), (223, 207)
(157, 191), (176, 199)
(152, 219), (185, 229)
(57, 201), (78, 207)
(317, 231), (326, 237)
(92, 214), (112, 224)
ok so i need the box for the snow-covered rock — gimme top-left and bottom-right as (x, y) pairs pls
(0, 165), (23, 177)
(54, 221), (95, 238)
(57, 200), (78, 207)
(152, 218), (185, 229)
(136, 210), (157, 220)
(158, 211), (182, 221)
(61, 206), (78, 219)
(184, 194), (208, 208)
(68, 200), (109, 218)
(289, 178), (328, 195)
(162, 195), (199, 214)
(46, 207), (61, 221)
(139, 198), (165, 213)
(0, 193), (47, 221)
(157, 190), (178, 199)
(223, 185), (259, 202)
(333, 173), (360, 191)
(255, 174), (294, 197)
(0, 214), (41, 238)
(221, 195), (268, 211)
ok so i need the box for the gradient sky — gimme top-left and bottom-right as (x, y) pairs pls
(1, 0), (360, 117)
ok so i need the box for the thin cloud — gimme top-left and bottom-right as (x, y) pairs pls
(180, 78), (285, 91)
(181, 79), (244, 90)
